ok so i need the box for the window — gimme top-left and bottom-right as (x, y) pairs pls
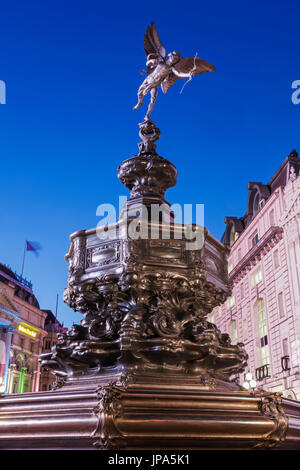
(273, 249), (280, 269)
(45, 341), (51, 350)
(238, 248), (242, 262)
(278, 292), (285, 319)
(240, 282), (244, 300)
(228, 259), (233, 274)
(269, 209), (275, 226)
(249, 231), (259, 249)
(251, 232), (259, 246)
(251, 266), (262, 287)
(19, 337), (24, 349)
(292, 241), (300, 299)
(281, 338), (291, 371)
(282, 338), (289, 357)
(242, 318), (248, 340)
(30, 342), (35, 353)
(256, 299), (270, 367)
(230, 320), (237, 345)
(230, 226), (238, 246)
(227, 293), (235, 309)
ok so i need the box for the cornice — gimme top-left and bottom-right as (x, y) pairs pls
(0, 286), (20, 315)
(229, 226), (283, 284)
(0, 305), (20, 321)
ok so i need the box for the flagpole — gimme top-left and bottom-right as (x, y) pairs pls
(55, 294), (59, 323)
(20, 241), (27, 280)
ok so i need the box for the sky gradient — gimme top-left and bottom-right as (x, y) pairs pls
(0, 0), (299, 327)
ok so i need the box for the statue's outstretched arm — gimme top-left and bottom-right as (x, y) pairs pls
(171, 67), (194, 79)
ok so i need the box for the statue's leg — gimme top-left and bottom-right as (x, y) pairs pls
(145, 87), (158, 120)
(133, 85), (146, 110)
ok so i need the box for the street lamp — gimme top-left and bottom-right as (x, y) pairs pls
(242, 372), (257, 390)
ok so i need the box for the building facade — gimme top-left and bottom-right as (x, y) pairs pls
(0, 264), (47, 394)
(39, 310), (67, 391)
(211, 150), (300, 400)
(0, 273), (20, 394)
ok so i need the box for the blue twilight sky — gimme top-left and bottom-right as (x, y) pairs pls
(0, 0), (299, 327)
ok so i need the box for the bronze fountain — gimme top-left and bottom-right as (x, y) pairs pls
(0, 22), (299, 450)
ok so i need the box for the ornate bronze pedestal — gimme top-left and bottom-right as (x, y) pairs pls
(0, 119), (299, 450)
(41, 119), (248, 390)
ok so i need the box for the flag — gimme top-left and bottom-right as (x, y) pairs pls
(26, 241), (41, 257)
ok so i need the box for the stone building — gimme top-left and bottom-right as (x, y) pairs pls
(211, 150), (300, 400)
(0, 263), (47, 394)
(39, 309), (67, 391)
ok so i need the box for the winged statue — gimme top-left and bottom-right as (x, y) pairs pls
(133, 22), (216, 121)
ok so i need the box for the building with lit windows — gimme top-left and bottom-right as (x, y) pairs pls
(211, 150), (300, 400)
(0, 278), (20, 394)
(0, 263), (47, 394)
(39, 310), (67, 391)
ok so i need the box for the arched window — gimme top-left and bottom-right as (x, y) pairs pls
(255, 299), (270, 367)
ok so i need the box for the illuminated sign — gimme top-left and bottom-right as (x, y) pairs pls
(18, 324), (37, 338)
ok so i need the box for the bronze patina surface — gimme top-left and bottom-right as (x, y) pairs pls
(39, 118), (247, 390)
(0, 373), (298, 449)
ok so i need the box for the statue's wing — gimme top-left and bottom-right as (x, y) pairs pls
(161, 57), (216, 94)
(144, 22), (167, 60)
(161, 73), (178, 94)
(174, 57), (216, 75)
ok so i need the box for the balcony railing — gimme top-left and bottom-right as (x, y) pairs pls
(232, 375), (240, 385)
(255, 364), (270, 381)
(281, 355), (291, 371)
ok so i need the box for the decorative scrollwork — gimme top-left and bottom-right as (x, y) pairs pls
(41, 267), (247, 382)
(50, 378), (66, 390)
(91, 381), (126, 449)
(89, 316), (116, 340)
(254, 391), (289, 448)
(152, 311), (181, 338)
